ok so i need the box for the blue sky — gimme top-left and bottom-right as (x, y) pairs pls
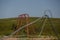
(0, 0), (60, 18)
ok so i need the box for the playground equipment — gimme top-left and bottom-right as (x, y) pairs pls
(13, 10), (60, 40)
(0, 10), (60, 40)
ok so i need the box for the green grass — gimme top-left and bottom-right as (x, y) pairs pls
(0, 17), (60, 37)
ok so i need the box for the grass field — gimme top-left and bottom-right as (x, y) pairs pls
(0, 17), (60, 38)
